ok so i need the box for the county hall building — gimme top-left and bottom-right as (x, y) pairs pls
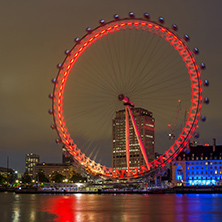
(172, 139), (222, 186)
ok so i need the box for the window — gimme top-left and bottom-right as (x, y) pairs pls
(176, 165), (183, 181)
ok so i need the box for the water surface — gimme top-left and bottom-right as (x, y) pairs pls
(1, 192), (222, 222)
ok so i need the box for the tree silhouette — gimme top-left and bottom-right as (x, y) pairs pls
(21, 170), (31, 183)
(50, 171), (65, 183)
(0, 174), (6, 184)
(70, 171), (87, 183)
(34, 169), (49, 182)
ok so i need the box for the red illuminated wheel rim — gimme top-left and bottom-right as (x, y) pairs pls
(51, 16), (203, 178)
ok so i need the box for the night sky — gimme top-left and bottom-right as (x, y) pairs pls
(0, 0), (221, 173)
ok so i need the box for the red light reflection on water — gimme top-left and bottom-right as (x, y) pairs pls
(41, 194), (176, 222)
(41, 193), (222, 222)
(41, 195), (76, 222)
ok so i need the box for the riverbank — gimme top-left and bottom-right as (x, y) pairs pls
(2, 186), (222, 194)
(14, 188), (166, 194)
(12, 186), (222, 194)
(172, 186), (222, 194)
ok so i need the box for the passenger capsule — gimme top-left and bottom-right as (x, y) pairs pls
(86, 27), (92, 33)
(75, 37), (80, 43)
(203, 80), (209, 87)
(200, 62), (206, 70)
(184, 147), (190, 154)
(172, 24), (178, 31)
(48, 94), (53, 99)
(50, 124), (56, 130)
(158, 16), (165, 24)
(51, 78), (57, 84)
(204, 97), (210, 104)
(99, 19), (105, 25)
(129, 12), (135, 18)
(55, 138), (61, 144)
(144, 13), (150, 19)
(57, 64), (62, 69)
(48, 109), (53, 115)
(194, 132), (199, 139)
(114, 14), (119, 19)
(64, 50), (70, 55)
(184, 34), (190, 42)
(193, 47), (199, 55)
(201, 115), (206, 122)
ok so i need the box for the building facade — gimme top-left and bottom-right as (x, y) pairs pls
(25, 153), (40, 177)
(172, 140), (222, 186)
(112, 107), (155, 169)
(0, 167), (16, 181)
(33, 163), (77, 179)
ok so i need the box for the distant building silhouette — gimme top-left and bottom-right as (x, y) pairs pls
(0, 167), (15, 178)
(112, 107), (155, 169)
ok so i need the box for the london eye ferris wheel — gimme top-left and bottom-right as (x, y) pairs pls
(49, 12), (209, 179)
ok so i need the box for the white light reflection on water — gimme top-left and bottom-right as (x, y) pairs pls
(12, 194), (20, 222)
(1, 193), (222, 222)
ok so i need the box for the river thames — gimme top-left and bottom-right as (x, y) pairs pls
(1, 192), (222, 222)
